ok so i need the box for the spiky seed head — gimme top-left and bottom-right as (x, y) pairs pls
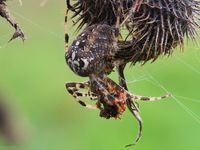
(117, 0), (200, 64)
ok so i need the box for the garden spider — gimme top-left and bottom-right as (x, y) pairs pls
(64, 1), (170, 146)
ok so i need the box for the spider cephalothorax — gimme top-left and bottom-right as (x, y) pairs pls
(0, 0), (25, 41)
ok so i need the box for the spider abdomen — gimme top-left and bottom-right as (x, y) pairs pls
(66, 24), (117, 77)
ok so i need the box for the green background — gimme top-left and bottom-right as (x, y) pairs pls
(0, 0), (200, 150)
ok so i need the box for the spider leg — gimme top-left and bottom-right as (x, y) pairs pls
(0, 2), (25, 42)
(74, 91), (98, 100)
(125, 93), (171, 147)
(115, 68), (143, 146)
(64, 7), (69, 51)
(126, 98), (143, 147)
(117, 64), (128, 90)
(65, 82), (98, 109)
(66, 0), (76, 12)
(116, 63), (140, 109)
(68, 82), (98, 100)
(132, 93), (171, 101)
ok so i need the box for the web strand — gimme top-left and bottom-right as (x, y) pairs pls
(138, 72), (200, 125)
(10, 10), (62, 40)
(176, 56), (200, 75)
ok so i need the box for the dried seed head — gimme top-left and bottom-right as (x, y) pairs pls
(67, 0), (115, 29)
(67, 0), (133, 29)
(117, 0), (200, 64)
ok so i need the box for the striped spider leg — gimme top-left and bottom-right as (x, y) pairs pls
(0, 1), (25, 41)
(65, 81), (98, 110)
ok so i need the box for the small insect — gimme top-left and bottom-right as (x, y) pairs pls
(0, 0), (25, 41)
(65, 1), (171, 146)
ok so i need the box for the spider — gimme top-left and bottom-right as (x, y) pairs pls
(0, 0), (25, 41)
(64, 1), (170, 146)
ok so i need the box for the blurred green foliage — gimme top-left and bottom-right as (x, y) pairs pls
(0, 0), (200, 150)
